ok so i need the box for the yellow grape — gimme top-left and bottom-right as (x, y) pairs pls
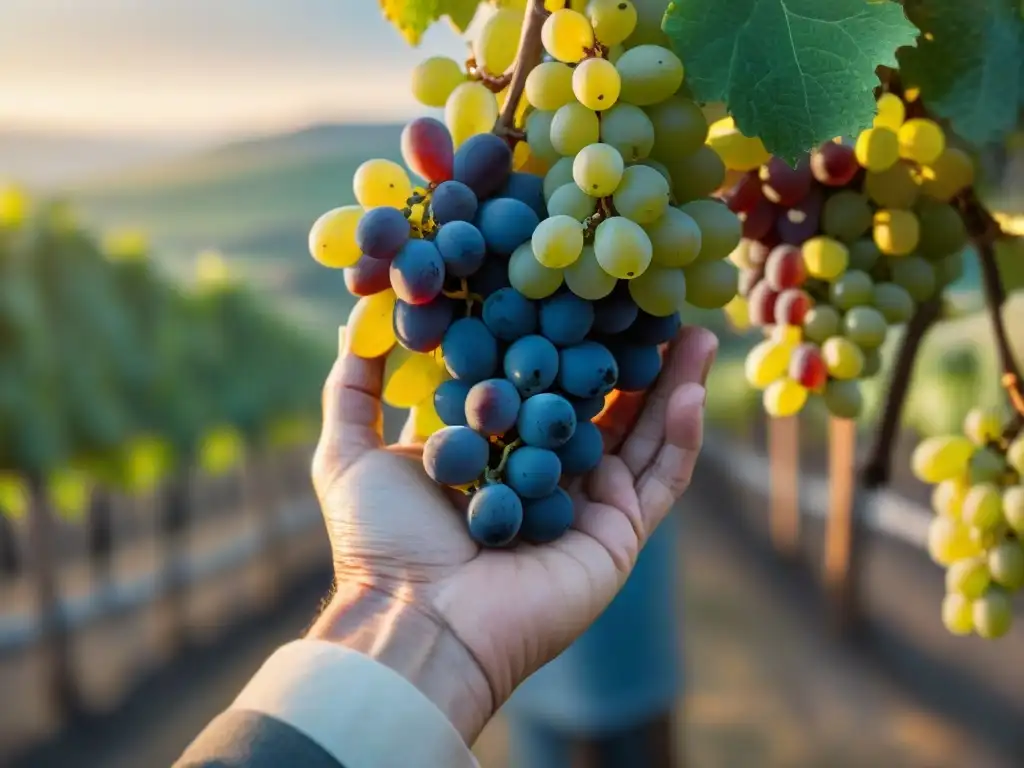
(572, 57), (622, 111)
(542, 9), (595, 63)
(593, 217), (653, 278)
(544, 0), (587, 10)
(411, 394), (447, 439)
(628, 266), (686, 316)
(509, 241), (564, 298)
(989, 542), (1024, 590)
(564, 245), (617, 299)
(927, 517), (980, 566)
(475, 9), (524, 74)
(947, 556), (991, 599)
(864, 162), (919, 209)
(525, 62), (575, 111)
(771, 324), (802, 351)
(588, 0), (638, 46)
(573, 142), (625, 197)
(723, 295), (751, 332)
(821, 337), (864, 380)
(348, 290), (398, 359)
(802, 236), (849, 281)
(920, 147), (975, 202)
(964, 407), (1003, 446)
(446, 82), (500, 148)
(353, 159), (413, 209)
(962, 483), (1004, 531)
(383, 346), (447, 408)
(912, 435), (976, 484)
(551, 102), (601, 155)
(744, 339), (789, 389)
(898, 118), (946, 165)
(309, 205), (364, 268)
(941, 593), (974, 635)
(706, 117), (771, 171)
(873, 93), (905, 131)
(873, 209), (919, 256)
(532, 215), (585, 268)
(1004, 486), (1024, 535)
(763, 378), (808, 418)
(854, 127), (899, 172)
(973, 589), (1013, 639)
(411, 57), (465, 107)
(932, 478), (968, 519)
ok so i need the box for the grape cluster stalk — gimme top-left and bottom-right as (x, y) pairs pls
(724, 92), (975, 421)
(306, 0), (742, 548)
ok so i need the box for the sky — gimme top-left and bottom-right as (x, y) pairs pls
(0, 0), (472, 139)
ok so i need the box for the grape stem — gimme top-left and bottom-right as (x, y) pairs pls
(485, 438), (523, 483)
(493, 0), (549, 144)
(466, 57), (515, 93)
(860, 297), (941, 489)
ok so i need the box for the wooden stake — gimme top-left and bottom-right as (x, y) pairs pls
(26, 475), (82, 721)
(824, 416), (863, 636)
(768, 416), (801, 560)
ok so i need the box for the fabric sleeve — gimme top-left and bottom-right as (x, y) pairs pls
(175, 639), (480, 768)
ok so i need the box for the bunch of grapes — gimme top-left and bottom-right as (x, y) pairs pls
(306, 0), (741, 548)
(727, 93), (975, 421)
(911, 409), (1024, 639)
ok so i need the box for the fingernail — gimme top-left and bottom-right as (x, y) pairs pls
(338, 325), (348, 357)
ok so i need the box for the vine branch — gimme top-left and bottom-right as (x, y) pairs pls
(493, 0), (548, 143)
(860, 297), (941, 489)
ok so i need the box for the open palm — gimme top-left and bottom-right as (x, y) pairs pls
(310, 324), (715, 737)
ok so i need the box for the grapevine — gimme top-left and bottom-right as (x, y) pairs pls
(315, 0), (1024, 637)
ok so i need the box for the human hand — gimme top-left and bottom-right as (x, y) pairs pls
(307, 325), (716, 743)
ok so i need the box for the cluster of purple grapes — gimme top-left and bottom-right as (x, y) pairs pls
(346, 121), (674, 548)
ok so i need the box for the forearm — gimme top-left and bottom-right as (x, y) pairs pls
(307, 580), (495, 745)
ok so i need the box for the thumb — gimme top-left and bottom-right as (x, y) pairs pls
(313, 325), (386, 487)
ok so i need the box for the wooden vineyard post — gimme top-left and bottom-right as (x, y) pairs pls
(86, 488), (115, 599)
(157, 472), (191, 656)
(0, 508), (20, 578)
(26, 475), (83, 722)
(768, 416), (801, 560)
(824, 417), (864, 636)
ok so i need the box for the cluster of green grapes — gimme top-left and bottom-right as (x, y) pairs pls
(912, 409), (1024, 639)
(727, 93), (975, 420)
(517, 0), (740, 311)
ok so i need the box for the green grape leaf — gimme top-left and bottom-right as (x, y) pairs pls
(662, 0), (918, 163)
(380, 0), (440, 45)
(898, 0), (1024, 147)
(442, 0), (481, 33)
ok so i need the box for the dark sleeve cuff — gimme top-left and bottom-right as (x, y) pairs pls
(175, 709), (345, 768)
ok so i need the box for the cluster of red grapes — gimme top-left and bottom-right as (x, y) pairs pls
(725, 95), (974, 420)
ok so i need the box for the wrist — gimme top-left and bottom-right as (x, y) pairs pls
(308, 581), (494, 744)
